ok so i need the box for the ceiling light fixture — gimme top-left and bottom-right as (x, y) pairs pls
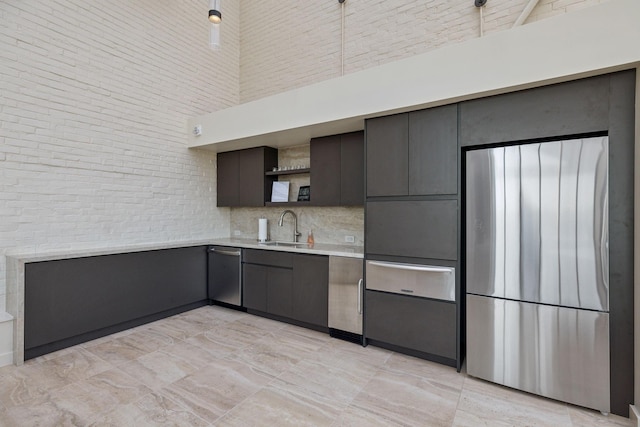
(208, 2), (221, 23)
(209, 0), (222, 50)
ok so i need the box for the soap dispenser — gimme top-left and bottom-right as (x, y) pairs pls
(307, 230), (315, 246)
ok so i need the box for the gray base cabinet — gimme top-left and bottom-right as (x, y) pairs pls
(365, 290), (456, 361)
(24, 246), (208, 359)
(243, 249), (328, 328)
(242, 263), (268, 312)
(292, 254), (329, 327)
(267, 267), (294, 319)
(243, 264), (293, 317)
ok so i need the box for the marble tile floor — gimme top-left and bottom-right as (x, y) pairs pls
(0, 306), (633, 427)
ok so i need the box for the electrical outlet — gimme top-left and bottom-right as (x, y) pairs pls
(193, 124), (202, 136)
(233, 230), (242, 236)
(345, 235), (355, 243)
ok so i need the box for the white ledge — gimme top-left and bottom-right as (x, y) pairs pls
(187, 0), (640, 152)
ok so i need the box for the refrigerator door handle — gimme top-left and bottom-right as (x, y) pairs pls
(357, 278), (363, 314)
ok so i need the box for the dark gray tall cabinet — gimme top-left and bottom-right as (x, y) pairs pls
(310, 131), (364, 206)
(364, 104), (461, 369)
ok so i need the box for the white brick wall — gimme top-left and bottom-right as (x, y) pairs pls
(0, 0), (241, 313)
(239, 0), (604, 102)
(527, 0), (611, 22)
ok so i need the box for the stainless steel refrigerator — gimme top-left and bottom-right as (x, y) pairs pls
(465, 136), (610, 413)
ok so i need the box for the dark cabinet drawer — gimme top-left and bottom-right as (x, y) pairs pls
(366, 200), (458, 260)
(365, 290), (456, 359)
(243, 248), (293, 268)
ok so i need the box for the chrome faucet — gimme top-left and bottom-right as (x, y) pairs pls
(278, 210), (301, 242)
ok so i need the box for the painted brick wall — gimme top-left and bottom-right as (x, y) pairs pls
(527, 0), (610, 22)
(239, 0), (607, 103)
(0, 0), (241, 313)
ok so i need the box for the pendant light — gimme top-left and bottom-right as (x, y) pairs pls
(209, 0), (221, 50)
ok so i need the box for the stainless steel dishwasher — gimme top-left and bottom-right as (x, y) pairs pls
(328, 256), (364, 344)
(207, 246), (242, 307)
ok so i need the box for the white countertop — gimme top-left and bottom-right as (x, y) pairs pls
(210, 238), (363, 259)
(6, 238), (363, 263)
(5, 238), (362, 366)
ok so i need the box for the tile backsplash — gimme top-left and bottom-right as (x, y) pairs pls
(230, 206), (364, 246)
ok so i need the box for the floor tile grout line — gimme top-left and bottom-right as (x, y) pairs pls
(1, 305), (634, 426)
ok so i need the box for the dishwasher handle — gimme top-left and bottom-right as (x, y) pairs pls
(367, 261), (452, 274)
(208, 247), (241, 257)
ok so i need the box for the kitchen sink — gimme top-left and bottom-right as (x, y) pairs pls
(261, 241), (309, 247)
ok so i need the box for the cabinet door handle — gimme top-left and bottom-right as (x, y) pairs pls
(357, 278), (363, 314)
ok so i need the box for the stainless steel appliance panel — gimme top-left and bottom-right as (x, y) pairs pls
(366, 260), (455, 301)
(328, 256), (363, 334)
(466, 294), (610, 412)
(466, 137), (609, 311)
(207, 246), (242, 306)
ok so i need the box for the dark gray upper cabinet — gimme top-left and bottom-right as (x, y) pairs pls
(310, 131), (364, 206)
(366, 200), (458, 260)
(366, 105), (458, 197)
(459, 75), (610, 147)
(216, 150), (239, 207)
(408, 105), (458, 195)
(310, 135), (341, 205)
(217, 146), (278, 207)
(339, 131), (365, 205)
(366, 114), (408, 197)
(292, 254), (329, 327)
